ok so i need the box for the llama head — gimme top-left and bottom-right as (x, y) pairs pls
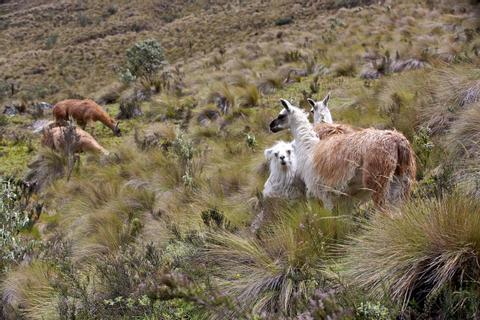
(113, 121), (122, 137)
(307, 92), (332, 124)
(264, 141), (295, 170)
(269, 99), (302, 132)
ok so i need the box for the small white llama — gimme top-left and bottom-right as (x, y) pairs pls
(263, 140), (305, 199)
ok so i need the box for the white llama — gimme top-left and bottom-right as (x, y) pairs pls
(263, 140), (305, 199)
(269, 99), (416, 209)
(307, 92), (333, 124)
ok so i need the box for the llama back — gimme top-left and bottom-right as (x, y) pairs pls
(313, 123), (357, 139)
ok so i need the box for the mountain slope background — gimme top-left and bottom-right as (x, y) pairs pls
(2, 0), (480, 319)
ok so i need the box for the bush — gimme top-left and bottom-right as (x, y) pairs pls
(78, 13), (92, 27)
(0, 178), (38, 274)
(343, 194), (480, 317)
(124, 39), (168, 90)
(118, 93), (143, 119)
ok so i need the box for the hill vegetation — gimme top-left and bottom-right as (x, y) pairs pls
(1, 0), (480, 319)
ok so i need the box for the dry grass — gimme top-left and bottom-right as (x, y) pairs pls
(2, 262), (57, 320)
(420, 66), (480, 134)
(343, 195), (480, 312)
(201, 202), (353, 317)
(2, 0), (480, 318)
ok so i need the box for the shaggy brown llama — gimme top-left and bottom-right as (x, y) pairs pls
(52, 99), (121, 136)
(42, 126), (109, 155)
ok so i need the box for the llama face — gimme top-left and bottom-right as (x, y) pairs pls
(265, 141), (295, 168)
(269, 99), (294, 132)
(307, 93), (331, 124)
(113, 122), (122, 137)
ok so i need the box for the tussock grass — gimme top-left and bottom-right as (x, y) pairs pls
(342, 194), (480, 315)
(237, 84), (260, 108)
(2, 262), (57, 320)
(23, 148), (67, 192)
(208, 83), (236, 114)
(446, 104), (480, 197)
(4, 0), (480, 318)
(376, 70), (431, 138)
(420, 66), (480, 134)
(202, 202), (353, 317)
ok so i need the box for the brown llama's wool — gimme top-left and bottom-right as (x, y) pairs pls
(312, 127), (416, 208)
(52, 99), (121, 136)
(42, 126), (109, 156)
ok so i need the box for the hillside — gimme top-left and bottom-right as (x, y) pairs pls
(2, 0), (480, 319)
(1, 0), (342, 102)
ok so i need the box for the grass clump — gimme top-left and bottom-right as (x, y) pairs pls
(201, 202), (352, 318)
(343, 194), (480, 318)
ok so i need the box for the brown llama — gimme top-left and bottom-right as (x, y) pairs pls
(42, 126), (110, 156)
(52, 99), (121, 136)
(269, 99), (416, 209)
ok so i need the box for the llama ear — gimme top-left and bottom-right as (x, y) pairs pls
(307, 98), (316, 109)
(323, 92), (331, 106)
(280, 99), (291, 112)
(264, 148), (273, 160)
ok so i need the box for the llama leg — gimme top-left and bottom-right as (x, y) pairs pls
(322, 194), (334, 211)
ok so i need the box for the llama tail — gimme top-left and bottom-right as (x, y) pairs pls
(389, 135), (416, 203)
(396, 136), (416, 179)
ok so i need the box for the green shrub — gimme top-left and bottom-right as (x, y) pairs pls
(0, 178), (38, 274)
(356, 301), (392, 320)
(125, 39), (168, 90)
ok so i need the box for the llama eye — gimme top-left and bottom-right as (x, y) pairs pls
(278, 114), (286, 120)
(287, 150), (291, 155)
(274, 153), (279, 157)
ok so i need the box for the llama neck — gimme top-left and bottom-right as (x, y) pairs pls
(99, 113), (116, 131)
(323, 109), (333, 124)
(290, 112), (319, 153)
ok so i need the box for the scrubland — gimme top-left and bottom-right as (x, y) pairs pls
(2, 0), (480, 319)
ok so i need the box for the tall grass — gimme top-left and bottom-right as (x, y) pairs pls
(342, 194), (480, 317)
(202, 202), (353, 317)
(2, 262), (57, 320)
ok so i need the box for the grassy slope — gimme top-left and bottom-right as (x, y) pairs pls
(2, 0), (480, 318)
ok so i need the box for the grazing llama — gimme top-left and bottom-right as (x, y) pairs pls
(53, 99), (121, 136)
(307, 93), (333, 124)
(263, 140), (305, 199)
(269, 99), (416, 209)
(42, 126), (110, 156)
